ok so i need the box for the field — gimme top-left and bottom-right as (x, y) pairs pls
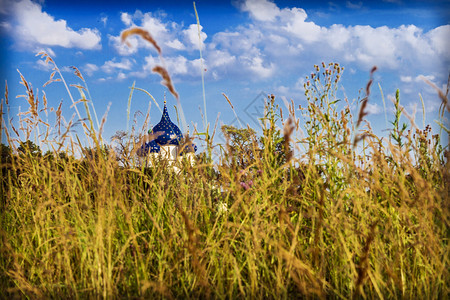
(0, 34), (449, 298)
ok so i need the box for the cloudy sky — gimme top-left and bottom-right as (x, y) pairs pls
(1, 0), (449, 148)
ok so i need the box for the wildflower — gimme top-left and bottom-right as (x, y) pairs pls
(216, 201), (228, 215)
(240, 181), (250, 190)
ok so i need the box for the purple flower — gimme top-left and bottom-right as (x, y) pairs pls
(240, 181), (250, 190)
(240, 180), (254, 190)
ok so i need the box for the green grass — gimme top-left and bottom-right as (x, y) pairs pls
(0, 57), (449, 299)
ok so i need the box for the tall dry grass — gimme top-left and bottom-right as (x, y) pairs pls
(0, 37), (449, 299)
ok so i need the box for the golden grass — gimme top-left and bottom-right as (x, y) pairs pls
(0, 41), (448, 299)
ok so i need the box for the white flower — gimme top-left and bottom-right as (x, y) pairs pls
(216, 201), (228, 215)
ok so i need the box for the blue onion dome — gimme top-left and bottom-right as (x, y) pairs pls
(137, 139), (160, 156)
(146, 139), (161, 152)
(149, 101), (183, 146)
(179, 142), (197, 156)
(178, 129), (197, 156)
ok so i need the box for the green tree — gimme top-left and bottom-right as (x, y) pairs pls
(0, 144), (13, 203)
(18, 140), (42, 157)
(0, 143), (12, 164)
(83, 144), (111, 161)
(221, 125), (257, 169)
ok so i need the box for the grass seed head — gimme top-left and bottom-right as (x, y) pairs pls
(121, 27), (162, 55)
(152, 65), (179, 100)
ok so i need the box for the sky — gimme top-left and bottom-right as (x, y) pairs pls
(0, 0), (449, 151)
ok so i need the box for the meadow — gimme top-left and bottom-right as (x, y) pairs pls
(0, 29), (449, 299)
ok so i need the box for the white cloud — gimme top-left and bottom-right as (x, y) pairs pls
(101, 58), (133, 74)
(183, 24), (207, 51)
(35, 47), (55, 57)
(245, 55), (275, 78)
(427, 25), (450, 58)
(325, 24), (351, 49)
(117, 72), (127, 81)
(141, 12), (169, 42)
(11, 0), (101, 50)
(416, 74), (436, 83)
(232, 0), (450, 77)
(144, 54), (203, 77)
(277, 85), (290, 95)
(110, 34), (139, 56)
(400, 75), (413, 83)
(366, 103), (382, 114)
(351, 25), (398, 68)
(60, 66), (72, 73)
(124, 53), (209, 80)
(0, 21), (11, 31)
(239, 0), (280, 22)
(111, 10), (183, 55)
(212, 29), (261, 53)
(281, 7), (324, 43)
(106, 0), (449, 87)
(165, 56), (189, 75)
(346, 1), (363, 9)
(36, 59), (53, 71)
(190, 58), (206, 74)
(401, 74), (436, 84)
(294, 77), (306, 92)
(83, 63), (99, 76)
(121, 12), (133, 26)
(101, 16), (108, 26)
(208, 50), (236, 68)
(165, 39), (185, 50)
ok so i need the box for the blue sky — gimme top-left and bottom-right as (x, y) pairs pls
(1, 0), (449, 150)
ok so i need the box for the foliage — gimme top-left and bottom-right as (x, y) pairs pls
(221, 124), (257, 169)
(18, 140), (42, 158)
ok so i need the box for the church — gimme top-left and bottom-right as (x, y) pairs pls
(137, 100), (197, 168)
